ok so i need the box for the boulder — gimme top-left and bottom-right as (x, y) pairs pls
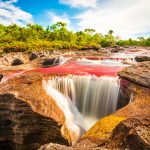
(29, 53), (38, 61)
(135, 55), (150, 62)
(42, 58), (59, 67)
(119, 61), (150, 88)
(11, 59), (24, 66)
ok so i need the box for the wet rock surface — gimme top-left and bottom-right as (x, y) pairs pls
(119, 61), (150, 88)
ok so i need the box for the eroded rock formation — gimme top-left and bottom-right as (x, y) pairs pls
(0, 50), (150, 150)
(40, 114), (150, 150)
(0, 72), (83, 150)
(104, 116), (150, 150)
(39, 61), (150, 150)
(119, 61), (150, 88)
(0, 94), (68, 150)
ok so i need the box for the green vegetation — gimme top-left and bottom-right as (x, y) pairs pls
(116, 37), (150, 46)
(0, 22), (150, 53)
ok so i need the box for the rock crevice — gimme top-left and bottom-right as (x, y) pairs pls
(0, 93), (69, 150)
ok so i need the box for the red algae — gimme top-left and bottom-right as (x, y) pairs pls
(1, 59), (128, 82)
(31, 61), (126, 77)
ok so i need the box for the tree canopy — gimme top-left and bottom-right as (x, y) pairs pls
(0, 22), (149, 53)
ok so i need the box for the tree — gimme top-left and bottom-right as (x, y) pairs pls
(84, 28), (96, 36)
(0, 22), (149, 53)
(108, 30), (114, 35)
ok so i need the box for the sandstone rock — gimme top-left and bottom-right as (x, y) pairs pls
(0, 94), (69, 150)
(33, 51), (53, 58)
(0, 72), (84, 150)
(119, 61), (150, 88)
(0, 49), (150, 150)
(104, 116), (150, 150)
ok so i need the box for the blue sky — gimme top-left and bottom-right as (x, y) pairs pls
(0, 0), (150, 39)
(16, 0), (81, 27)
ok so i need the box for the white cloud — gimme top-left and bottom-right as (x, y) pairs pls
(59, 0), (98, 8)
(0, 0), (33, 26)
(6, 0), (18, 4)
(74, 0), (150, 39)
(48, 11), (72, 30)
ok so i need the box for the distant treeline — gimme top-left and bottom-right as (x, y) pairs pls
(0, 22), (150, 53)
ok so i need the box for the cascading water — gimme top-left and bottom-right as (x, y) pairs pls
(43, 80), (85, 145)
(45, 75), (120, 129)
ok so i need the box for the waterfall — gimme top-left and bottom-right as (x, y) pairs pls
(45, 75), (120, 129)
(43, 80), (85, 145)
